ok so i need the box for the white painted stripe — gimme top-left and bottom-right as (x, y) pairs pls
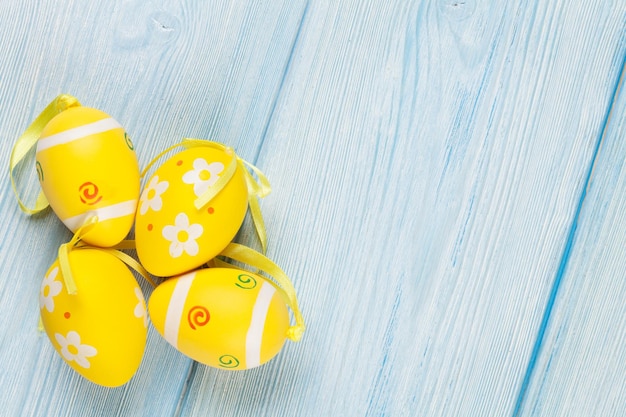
(62, 199), (137, 231)
(245, 281), (276, 369)
(164, 272), (196, 349)
(36, 118), (123, 152)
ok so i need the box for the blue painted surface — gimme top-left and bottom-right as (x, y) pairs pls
(513, 52), (626, 417)
(0, 1), (625, 416)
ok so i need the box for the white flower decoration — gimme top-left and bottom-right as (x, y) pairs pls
(39, 267), (62, 313)
(162, 213), (204, 258)
(134, 287), (148, 327)
(139, 175), (169, 215)
(182, 158), (224, 197)
(54, 331), (97, 369)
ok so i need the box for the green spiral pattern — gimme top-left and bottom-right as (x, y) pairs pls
(36, 161), (44, 182)
(218, 355), (240, 369)
(235, 274), (257, 290)
(124, 132), (134, 150)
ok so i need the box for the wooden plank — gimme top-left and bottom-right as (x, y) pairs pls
(176, 1), (626, 416)
(516, 57), (626, 416)
(0, 1), (306, 416)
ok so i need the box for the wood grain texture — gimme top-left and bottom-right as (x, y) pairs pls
(517, 59), (626, 416)
(0, 0), (625, 416)
(178, 1), (626, 416)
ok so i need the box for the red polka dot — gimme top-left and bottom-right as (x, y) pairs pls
(177, 160), (183, 166)
(208, 207), (214, 214)
(64, 312), (71, 319)
(147, 224), (153, 231)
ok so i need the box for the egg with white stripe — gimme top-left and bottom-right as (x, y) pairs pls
(148, 268), (290, 370)
(36, 106), (140, 247)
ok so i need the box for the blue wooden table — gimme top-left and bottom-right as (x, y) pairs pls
(1, 1), (625, 416)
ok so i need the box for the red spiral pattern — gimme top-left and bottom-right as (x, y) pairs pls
(79, 182), (103, 205)
(187, 306), (210, 330)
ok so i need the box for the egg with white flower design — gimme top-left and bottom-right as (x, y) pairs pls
(135, 146), (248, 277)
(39, 249), (147, 387)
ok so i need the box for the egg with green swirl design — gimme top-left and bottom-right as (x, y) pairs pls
(148, 268), (290, 370)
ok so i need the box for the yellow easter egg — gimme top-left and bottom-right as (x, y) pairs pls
(36, 106), (140, 247)
(148, 268), (290, 370)
(39, 249), (148, 387)
(135, 147), (248, 277)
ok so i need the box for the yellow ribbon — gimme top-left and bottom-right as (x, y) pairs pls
(10, 94), (81, 214)
(58, 217), (156, 295)
(98, 248), (157, 288)
(216, 243), (305, 342)
(141, 138), (271, 254)
(58, 216), (99, 295)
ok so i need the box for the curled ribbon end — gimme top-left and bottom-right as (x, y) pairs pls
(55, 94), (81, 113)
(11, 94), (80, 215)
(286, 324), (305, 342)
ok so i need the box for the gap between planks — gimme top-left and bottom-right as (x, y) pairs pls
(512, 50), (626, 417)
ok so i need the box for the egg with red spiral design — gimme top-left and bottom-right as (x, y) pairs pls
(36, 106), (140, 247)
(148, 268), (290, 370)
